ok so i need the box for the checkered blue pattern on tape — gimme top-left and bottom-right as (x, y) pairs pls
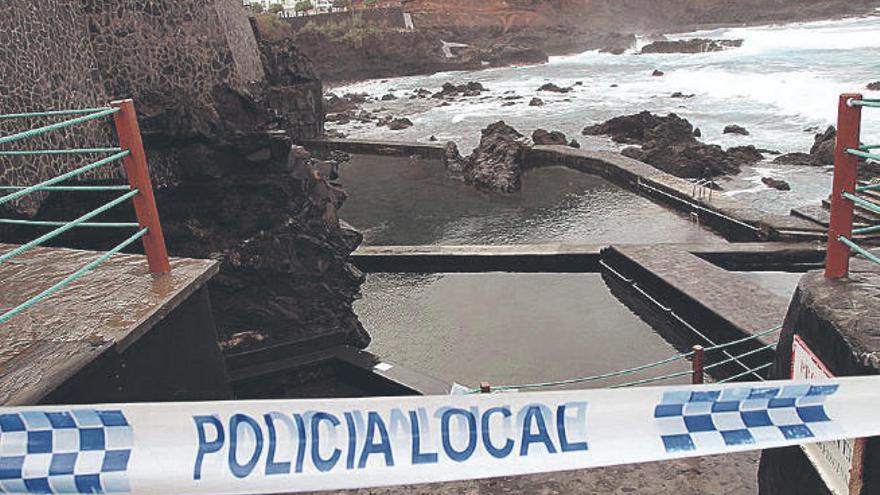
(654, 384), (841, 453)
(0, 409), (132, 494)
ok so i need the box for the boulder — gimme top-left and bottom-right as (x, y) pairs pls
(529, 97), (545, 106)
(641, 39), (743, 54)
(443, 141), (469, 181)
(867, 81), (880, 91)
(583, 111), (761, 178)
(671, 92), (695, 99)
(467, 121), (527, 193)
(809, 126), (836, 164)
(324, 93), (365, 114)
(773, 126), (837, 166)
(762, 177), (791, 191)
(537, 83), (572, 93)
(381, 93), (397, 101)
(727, 145), (766, 163)
(652, 69), (665, 77)
(724, 124), (750, 136)
(569, 139), (581, 149)
(387, 117), (414, 130)
(773, 152), (815, 165)
(432, 81), (488, 98)
(532, 129), (569, 146)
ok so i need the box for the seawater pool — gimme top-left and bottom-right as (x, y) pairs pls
(339, 154), (727, 246)
(356, 272), (692, 389)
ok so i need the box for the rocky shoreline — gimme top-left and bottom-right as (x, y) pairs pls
(256, 2), (880, 84)
(321, 79), (880, 194)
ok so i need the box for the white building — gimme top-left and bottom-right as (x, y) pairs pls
(243, 0), (338, 16)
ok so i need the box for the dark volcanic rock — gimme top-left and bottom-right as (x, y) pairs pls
(569, 139), (581, 148)
(762, 177), (791, 190)
(774, 126), (837, 166)
(809, 126), (836, 164)
(867, 81), (880, 91)
(583, 111), (760, 178)
(443, 141), (469, 181)
(773, 152), (815, 165)
(641, 38), (743, 54)
(652, 69), (665, 77)
(727, 145), (766, 163)
(381, 93), (397, 101)
(724, 124), (750, 136)
(484, 44), (549, 67)
(466, 121), (527, 193)
(529, 97), (545, 106)
(532, 129), (569, 146)
(386, 118), (414, 130)
(433, 81), (488, 99)
(671, 92), (695, 99)
(537, 83), (572, 93)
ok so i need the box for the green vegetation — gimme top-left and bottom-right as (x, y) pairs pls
(249, 3), (264, 14)
(295, 0), (314, 15)
(295, 14), (385, 47)
(254, 13), (293, 42)
(268, 3), (284, 14)
(362, 0), (378, 7)
(331, 0), (351, 10)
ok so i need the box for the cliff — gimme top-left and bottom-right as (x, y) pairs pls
(0, 1), (367, 352)
(270, 0), (878, 83)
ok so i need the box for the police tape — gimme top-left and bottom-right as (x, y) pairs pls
(0, 376), (878, 494)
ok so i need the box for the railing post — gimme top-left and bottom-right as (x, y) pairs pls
(111, 99), (171, 274)
(825, 93), (863, 279)
(479, 382), (491, 394)
(692, 345), (704, 385)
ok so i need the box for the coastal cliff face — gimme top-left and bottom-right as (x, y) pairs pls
(273, 0), (878, 83)
(0, 1), (367, 351)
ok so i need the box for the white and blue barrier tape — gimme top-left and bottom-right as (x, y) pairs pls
(0, 376), (878, 494)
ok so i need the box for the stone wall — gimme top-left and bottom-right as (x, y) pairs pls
(758, 260), (880, 495)
(0, 3), (366, 356)
(0, 0), (299, 210)
(0, 0), (116, 213)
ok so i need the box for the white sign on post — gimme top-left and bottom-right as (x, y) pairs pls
(791, 334), (865, 495)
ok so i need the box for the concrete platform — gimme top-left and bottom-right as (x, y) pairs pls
(302, 137), (446, 160)
(0, 243), (220, 405)
(353, 242), (826, 273)
(602, 244), (787, 349)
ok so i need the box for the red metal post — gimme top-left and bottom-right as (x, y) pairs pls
(692, 345), (704, 385)
(825, 94), (863, 279)
(111, 99), (171, 274)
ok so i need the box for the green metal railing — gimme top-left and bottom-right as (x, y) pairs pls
(467, 325), (782, 393)
(826, 95), (880, 276)
(0, 102), (169, 325)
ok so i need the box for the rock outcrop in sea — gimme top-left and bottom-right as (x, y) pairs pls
(640, 38), (743, 54)
(774, 126), (837, 166)
(582, 111), (764, 178)
(441, 121), (528, 193)
(532, 129), (570, 146)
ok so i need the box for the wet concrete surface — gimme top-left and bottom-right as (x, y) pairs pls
(311, 452), (758, 495)
(0, 243), (217, 404)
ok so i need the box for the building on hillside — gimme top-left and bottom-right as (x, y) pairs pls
(242, 0), (338, 16)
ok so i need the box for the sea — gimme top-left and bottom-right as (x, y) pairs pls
(330, 15), (880, 215)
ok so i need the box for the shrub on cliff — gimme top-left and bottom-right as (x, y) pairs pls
(295, 14), (386, 47)
(255, 13), (294, 42)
